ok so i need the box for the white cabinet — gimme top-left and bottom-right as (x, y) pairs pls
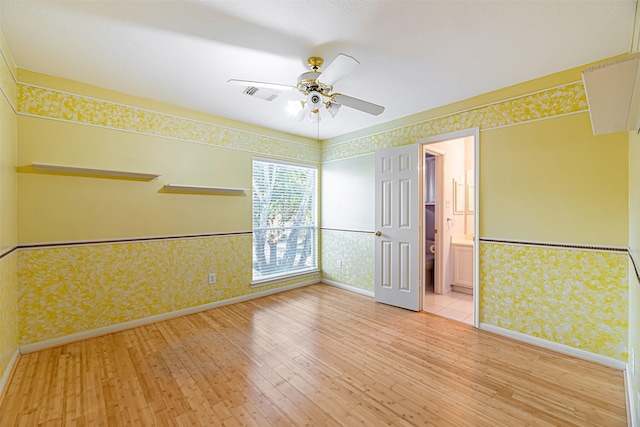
(451, 243), (473, 293)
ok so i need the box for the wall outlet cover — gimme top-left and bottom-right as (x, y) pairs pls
(208, 273), (216, 284)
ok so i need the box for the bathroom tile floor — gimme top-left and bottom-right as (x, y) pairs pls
(424, 285), (474, 325)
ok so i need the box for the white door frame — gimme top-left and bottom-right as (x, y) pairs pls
(418, 128), (480, 327)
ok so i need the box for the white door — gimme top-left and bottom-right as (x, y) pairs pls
(374, 144), (420, 311)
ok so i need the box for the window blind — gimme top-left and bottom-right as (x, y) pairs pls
(252, 159), (317, 282)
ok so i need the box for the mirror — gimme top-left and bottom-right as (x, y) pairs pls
(454, 178), (464, 214)
(466, 169), (475, 214)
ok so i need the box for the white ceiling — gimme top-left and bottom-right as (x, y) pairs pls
(1, 0), (637, 140)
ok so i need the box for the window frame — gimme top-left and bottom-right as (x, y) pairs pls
(251, 157), (319, 286)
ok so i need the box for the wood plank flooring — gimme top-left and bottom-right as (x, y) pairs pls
(0, 284), (627, 426)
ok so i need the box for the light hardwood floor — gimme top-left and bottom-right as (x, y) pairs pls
(0, 284), (627, 426)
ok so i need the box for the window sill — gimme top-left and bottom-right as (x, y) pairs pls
(251, 269), (320, 288)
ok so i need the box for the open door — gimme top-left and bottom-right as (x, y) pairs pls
(374, 144), (420, 311)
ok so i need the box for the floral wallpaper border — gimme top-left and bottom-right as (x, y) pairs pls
(17, 84), (321, 163)
(0, 42), (16, 111)
(322, 82), (588, 161)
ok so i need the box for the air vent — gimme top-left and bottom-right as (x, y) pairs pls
(243, 86), (278, 102)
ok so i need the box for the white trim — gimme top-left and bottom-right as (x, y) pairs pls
(0, 350), (20, 401)
(625, 367), (636, 427)
(19, 280), (316, 354)
(321, 278), (375, 298)
(320, 151), (374, 164)
(253, 155), (318, 170)
(0, 40), (18, 84)
(480, 323), (626, 370)
(251, 269), (320, 287)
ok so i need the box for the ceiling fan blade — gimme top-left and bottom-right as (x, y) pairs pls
(319, 54), (359, 86)
(227, 79), (296, 92)
(333, 94), (385, 116)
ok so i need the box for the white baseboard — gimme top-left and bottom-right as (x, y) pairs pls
(20, 280), (316, 354)
(627, 366), (637, 427)
(321, 279), (375, 298)
(479, 323), (627, 370)
(0, 349), (20, 402)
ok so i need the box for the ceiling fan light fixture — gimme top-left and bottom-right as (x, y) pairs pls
(309, 109), (321, 123)
(326, 101), (341, 118)
(287, 100), (304, 116)
(229, 53), (386, 124)
(296, 103), (309, 121)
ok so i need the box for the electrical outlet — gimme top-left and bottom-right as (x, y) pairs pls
(208, 273), (216, 284)
(336, 260), (343, 269)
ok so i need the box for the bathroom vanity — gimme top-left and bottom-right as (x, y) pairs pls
(451, 236), (473, 294)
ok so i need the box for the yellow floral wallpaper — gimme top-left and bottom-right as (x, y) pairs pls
(18, 84), (321, 163)
(480, 242), (628, 360)
(322, 82), (587, 161)
(0, 252), (18, 378)
(0, 45), (16, 110)
(18, 235), (319, 345)
(321, 230), (375, 292)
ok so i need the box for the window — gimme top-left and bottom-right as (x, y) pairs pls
(252, 158), (317, 283)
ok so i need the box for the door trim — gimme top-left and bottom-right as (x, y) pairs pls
(417, 128), (480, 327)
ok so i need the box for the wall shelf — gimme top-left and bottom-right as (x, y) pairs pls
(161, 184), (247, 195)
(30, 162), (160, 181)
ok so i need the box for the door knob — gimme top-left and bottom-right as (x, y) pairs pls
(375, 231), (382, 236)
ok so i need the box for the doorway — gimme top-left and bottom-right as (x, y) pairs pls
(419, 129), (479, 326)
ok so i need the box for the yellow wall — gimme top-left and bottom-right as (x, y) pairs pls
(14, 71), (321, 345)
(481, 112), (627, 246)
(320, 59), (630, 361)
(18, 117), (252, 243)
(0, 27), (18, 389)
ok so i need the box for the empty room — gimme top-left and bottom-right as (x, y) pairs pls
(0, 1), (639, 425)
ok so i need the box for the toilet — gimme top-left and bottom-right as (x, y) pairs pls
(425, 240), (435, 286)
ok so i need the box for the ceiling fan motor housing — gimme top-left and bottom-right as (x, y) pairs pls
(307, 91), (324, 110)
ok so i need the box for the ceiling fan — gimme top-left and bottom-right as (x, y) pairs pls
(228, 53), (385, 122)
